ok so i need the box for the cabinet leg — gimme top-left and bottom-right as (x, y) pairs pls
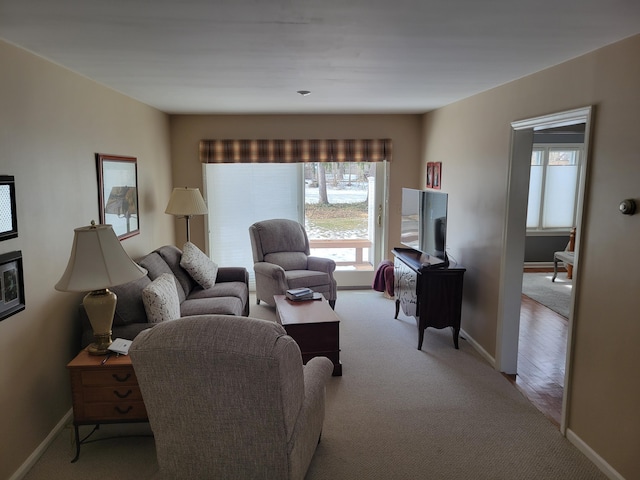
(453, 327), (460, 349)
(394, 299), (400, 319)
(417, 329), (424, 350)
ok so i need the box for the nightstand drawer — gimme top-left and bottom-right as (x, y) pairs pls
(82, 401), (147, 421)
(82, 385), (144, 403)
(80, 368), (138, 386)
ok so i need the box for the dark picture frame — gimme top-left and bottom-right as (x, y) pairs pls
(0, 175), (18, 241)
(96, 154), (139, 240)
(0, 250), (25, 321)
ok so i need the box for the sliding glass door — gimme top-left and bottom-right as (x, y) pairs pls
(204, 162), (302, 289)
(205, 161), (387, 290)
(304, 161), (388, 287)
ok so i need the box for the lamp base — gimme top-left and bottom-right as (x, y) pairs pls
(87, 332), (113, 355)
(83, 289), (117, 356)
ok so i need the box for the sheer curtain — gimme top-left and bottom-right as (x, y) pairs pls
(204, 163), (303, 289)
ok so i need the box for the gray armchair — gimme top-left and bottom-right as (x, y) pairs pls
(249, 218), (337, 308)
(129, 314), (334, 480)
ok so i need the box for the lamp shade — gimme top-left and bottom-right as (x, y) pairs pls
(55, 223), (147, 292)
(165, 187), (208, 216)
(105, 186), (137, 216)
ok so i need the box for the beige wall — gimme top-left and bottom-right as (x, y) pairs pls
(0, 41), (174, 479)
(169, 114), (423, 254)
(422, 34), (640, 479)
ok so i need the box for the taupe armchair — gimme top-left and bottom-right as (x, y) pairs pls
(130, 315), (334, 480)
(249, 218), (337, 308)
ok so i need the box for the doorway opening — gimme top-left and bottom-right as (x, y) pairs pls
(498, 106), (593, 434)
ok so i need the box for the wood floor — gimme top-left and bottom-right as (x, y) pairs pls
(504, 285), (569, 427)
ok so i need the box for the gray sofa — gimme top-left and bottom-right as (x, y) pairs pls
(79, 245), (249, 348)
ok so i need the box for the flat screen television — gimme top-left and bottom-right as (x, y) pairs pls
(400, 188), (448, 267)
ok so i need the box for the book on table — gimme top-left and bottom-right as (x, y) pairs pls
(286, 288), (314, 301)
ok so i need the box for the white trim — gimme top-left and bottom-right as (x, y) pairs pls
(9, 409), (73, 480)
(566, 429), (625, 480)
(512, 107), (592, 131)
(526, 229), (572, 236)
(500, 105), (593, 434)
(523, 261), (555, 269)
(460, 328), (495, 368)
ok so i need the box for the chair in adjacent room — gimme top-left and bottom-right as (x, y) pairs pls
(552, 227), (576, 282)
(249, 218), (337, 308)
(129, 314), (334, 480)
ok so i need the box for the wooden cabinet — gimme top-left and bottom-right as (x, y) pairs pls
(393, 248), (465, 350)
(274, 294), (342, 376)
(67, 349), (148, 461)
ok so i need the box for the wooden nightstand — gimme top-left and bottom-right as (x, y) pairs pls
(67, 349), (148, 462)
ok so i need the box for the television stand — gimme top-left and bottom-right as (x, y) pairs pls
(392, 247), (465, 349)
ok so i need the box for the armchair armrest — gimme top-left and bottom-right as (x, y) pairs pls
(216, 266), (249, 285)
(254, 261), (287, 281)
(289, 356), (334, 447)
(307, 256), (336, 274)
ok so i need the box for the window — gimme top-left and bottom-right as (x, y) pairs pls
(205, 161), (388, 289)
(526, 145), (581, 231)
(204, 162), (302, 289)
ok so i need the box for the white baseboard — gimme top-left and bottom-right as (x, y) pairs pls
(524, 261), (555, 269)
(463, 330), (626, 480)
(565, 429), (625, 480)
(460, 328), (496, 368)
(9, 409), (73, 480)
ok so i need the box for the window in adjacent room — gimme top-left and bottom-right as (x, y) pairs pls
(526, 145), (582, 231)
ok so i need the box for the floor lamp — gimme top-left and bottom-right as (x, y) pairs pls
(165, 187), (208, 242)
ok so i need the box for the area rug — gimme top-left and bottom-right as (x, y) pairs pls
(522, 272), (572, 318)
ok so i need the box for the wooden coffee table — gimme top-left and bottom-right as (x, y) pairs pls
(274, 294), (342, 376)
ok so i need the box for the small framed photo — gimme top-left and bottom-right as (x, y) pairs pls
(0, 175), (18, 241)
(432, 162), (442, 190)
(96, 154), (139, 240)
(426, 163), (434, 188)
(0, 250), (25, 321)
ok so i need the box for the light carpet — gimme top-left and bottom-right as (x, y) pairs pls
(22, 290), (603, 480)
(522, 272), (572, 318)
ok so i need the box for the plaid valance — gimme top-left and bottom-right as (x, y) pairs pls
(199, 138), (392, 163)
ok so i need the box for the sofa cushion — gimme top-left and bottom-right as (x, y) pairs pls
(180, 296), (243, 317)
(110, 272), (152, 326)
(180, 242), (219, 289)
(142, 274), (181, 324)
(188, 282), (249, 314)
(139, 252), (187, 302)
(155, 245), (196, 298)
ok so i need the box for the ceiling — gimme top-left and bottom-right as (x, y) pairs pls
(2, 0), (640, 115)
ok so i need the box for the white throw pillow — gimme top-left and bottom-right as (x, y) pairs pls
(180, 242), (218, 289)
(141, 273), (181, 324)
